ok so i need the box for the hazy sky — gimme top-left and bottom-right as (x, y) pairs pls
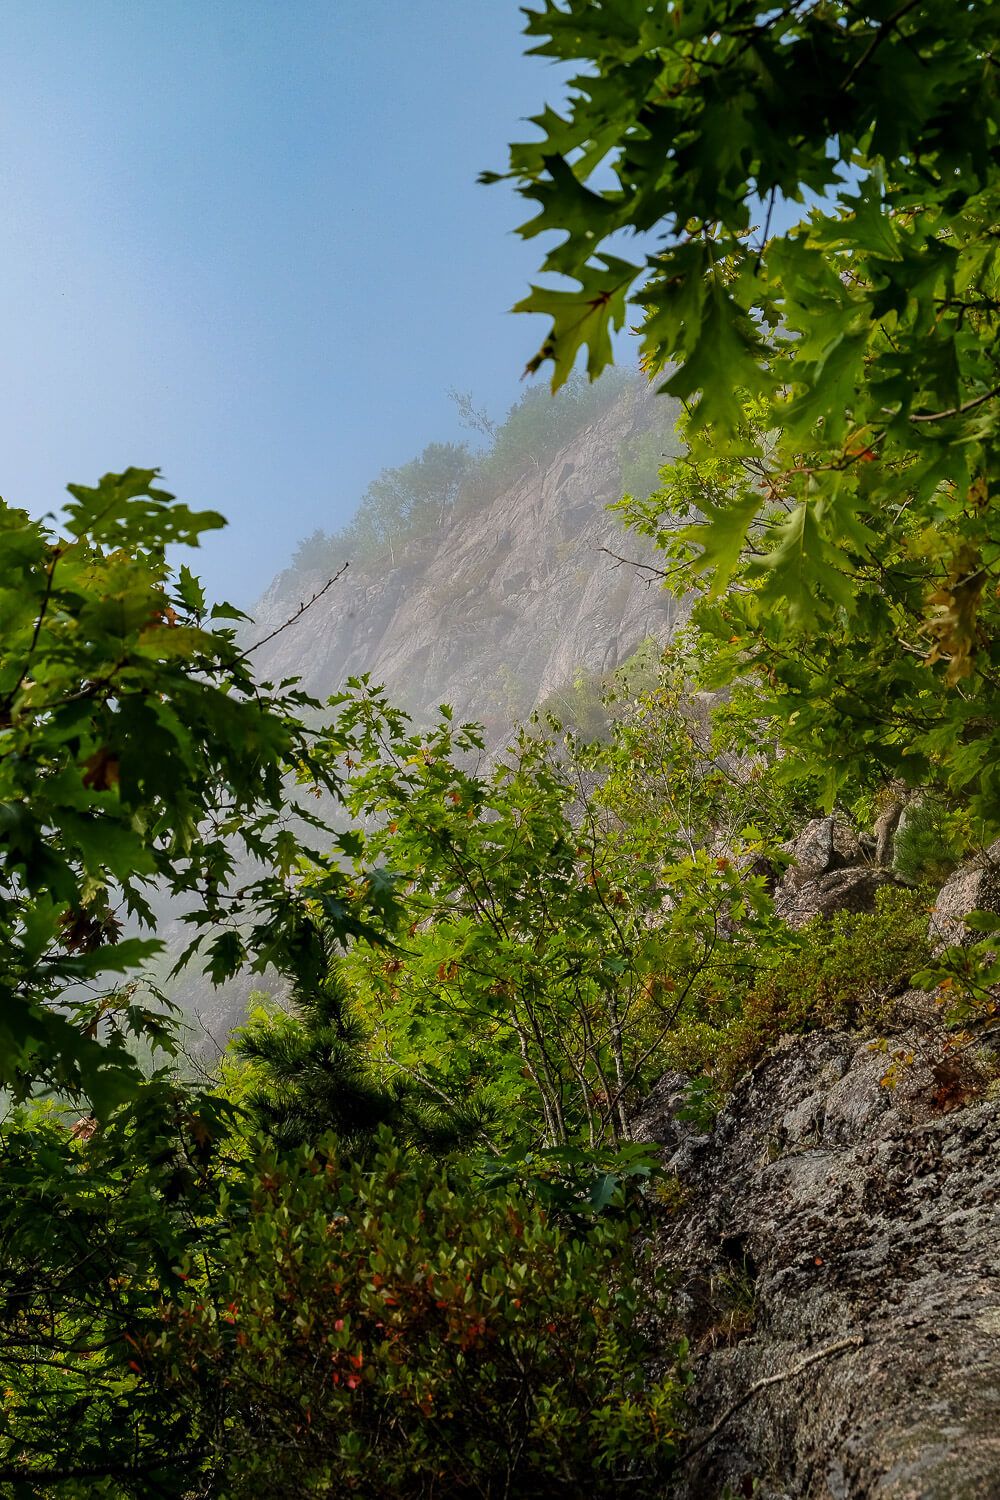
(0, 2), (577, 606)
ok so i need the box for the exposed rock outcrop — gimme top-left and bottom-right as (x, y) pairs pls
(247, 383), (686, 738)
(930, 839), (1000, 950)
(778, 818), (865, 886)
(774, 816), (902, 928)
(637, 1025), (1000, 1499)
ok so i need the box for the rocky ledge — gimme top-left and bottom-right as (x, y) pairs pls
(637, 1021), (1000, 1499)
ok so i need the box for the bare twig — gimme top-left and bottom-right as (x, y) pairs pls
(683, 1334), (866, 1464)
(599, 547), (679, 584)
(910, 385), (1000, 424)
(754, 187), (776, 273)
(242, 562), (349, 657)
(840, 0), (924, 92)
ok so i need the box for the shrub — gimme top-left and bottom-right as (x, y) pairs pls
(892, 800), (967, 886)
(660, 886), (933, 1092)
(231, 951), (485, 1158)
(153, 1133), (684, 1498)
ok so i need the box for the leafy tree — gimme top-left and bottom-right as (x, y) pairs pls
(232, 928), (483, 1156)
(0, 469), (399, 1113)
(0, 472), (415, 1493)
(324, 677), (779, 1153)
(464, 367), (634, 497)
(592, 625), (818, 851)
(287, 367), (645, 580)
(491, 1), (1000, 828)
(356, 442), (472, 563)
(0, 472), (690, 1495)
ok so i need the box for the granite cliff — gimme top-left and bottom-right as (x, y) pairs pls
(246, 379), (686, 737)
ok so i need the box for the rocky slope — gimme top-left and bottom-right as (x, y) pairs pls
(246, 381), (685, 736)
(640, 1033), (1000, 1499)
(634, 838), (1000, 1499)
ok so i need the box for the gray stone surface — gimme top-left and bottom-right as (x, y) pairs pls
(636, 1030), (1000, 1499)
(775, 866), (904, 928)
(929, 839), (1000, 950)
(777, 817), (865, 891)
(772, 816), (907, 927)
(246, 382), (686, 740)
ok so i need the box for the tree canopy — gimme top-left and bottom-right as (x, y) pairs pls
(489, 0), (1000, 828)
(0, 471), (398, 1113)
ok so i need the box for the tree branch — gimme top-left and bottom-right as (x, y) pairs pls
(683, 1334), (866, 1464)
(242, 562), (349, 658)
(840, 0), (924, 92)
(909, 385), (1000, 424)
(1, 544), (62, 718)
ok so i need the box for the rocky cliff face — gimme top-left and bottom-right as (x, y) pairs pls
(247, 383), (685, 736)
(638, 1028), (1000, 1500)
(632, 836), (1000, 1500)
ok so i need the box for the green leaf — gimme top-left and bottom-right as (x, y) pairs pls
(513, 255), (640, 390)
(175, 563), (206, 614)
(755, 504), (827, 621)
(662, 283), (771, 432)
(679, 490), (763, 599)
(206, 930), (246, 985)
(962, 910), (1000, 933)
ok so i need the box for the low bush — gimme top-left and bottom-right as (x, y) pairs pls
(660, 886), (933, 1093)
(152, 1133), (684, 1499)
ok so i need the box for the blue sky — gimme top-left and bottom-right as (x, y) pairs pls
(0, 2), (579, 605)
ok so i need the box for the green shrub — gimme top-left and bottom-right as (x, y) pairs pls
(892, 800), (967, 885)
(617, 416), (682, 503)
(232, 957), (404, 1156)
(660, 886), (933, 1092)
(231, 952), (485, 1157)
(153, 1134), (683, 1498)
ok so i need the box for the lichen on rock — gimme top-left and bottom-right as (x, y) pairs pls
(637, 1026), (1000, 1499)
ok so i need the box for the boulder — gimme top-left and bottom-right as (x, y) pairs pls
(929, 839), (1000, 950)
(771, 816), (907, 927)
(776, 816), (864, 895)
(630, 1070), (705, 1159)
(775, 866), (903, 928)
(641, 1028), (1000, 1499)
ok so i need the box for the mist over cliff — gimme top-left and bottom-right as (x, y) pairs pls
(175, 373), (688, 1041)
(246, 373), (687, 740)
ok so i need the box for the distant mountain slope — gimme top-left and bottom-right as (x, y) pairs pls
(178, 379), (687, 1043)
(248, 379), (687, 736)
